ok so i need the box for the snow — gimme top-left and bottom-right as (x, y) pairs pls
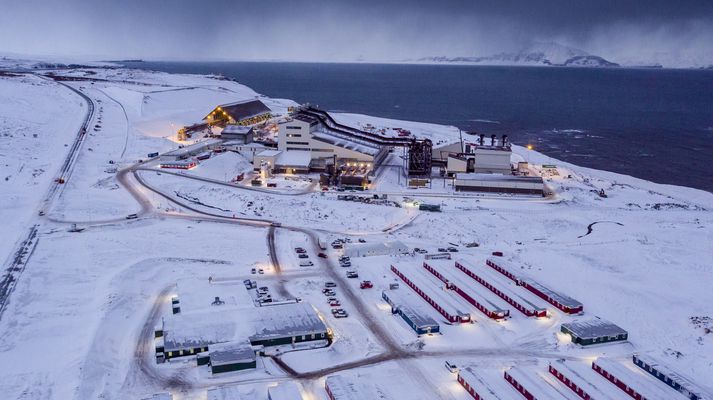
(0, 59), (712, 400)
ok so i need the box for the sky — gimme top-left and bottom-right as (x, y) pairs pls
(1, 0), (713, 67)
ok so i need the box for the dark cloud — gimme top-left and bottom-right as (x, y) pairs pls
(1, 0), (712, 66)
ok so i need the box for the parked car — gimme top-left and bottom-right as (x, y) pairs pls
(258, 268), (264, 274)
(346, 271), (358, 279)
(358, 238), (366, 243)
(332, 309), (348, 318)
(332, 243), (343, 249)
(318, 252), (328, 258)
(340, 261), (352, 268)
(298, 254), (309, 259)
(329, 300), (341, 307)
(437, 247), (447, 252)
(322, 288), (334, 294)
(339, 256), (350, 262)
(327, 297), (339, 302)
(325, 282), (337, 288)
(492, 251), (504, 257)
(299, 261), (313, 267)
(447, 247), (459, 252)
(251, 268), (257, 274)
(38, 210), (45, 216)
(360, 280), (373, 289)
(323, 290), (336, 296)
(126, 213), (138, 220)
(295, 247), (306, 253)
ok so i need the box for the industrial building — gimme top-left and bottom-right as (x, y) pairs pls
(158, 302), (329, 360)
(632, 354), (708, 400)
(381, 290), (440, 335)
(423, 261), (510, 320)
(390, 264), (471, 324)
(204, 99), (272, 127)
(454, 173), (545, 196)
(455, 260), (547, 317)
(159, 138), (222, 162)
(220, 125), (253, 143)
(268, 382), (305, 400)
(560, 319), (628, 346)
(592, 357), (686, 400)
(485, 258), (583, 314)
(446, 134), (513, 175)
(196, 341), (257, 374)
(343, 240), (409, 258)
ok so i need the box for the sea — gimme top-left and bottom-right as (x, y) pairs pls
(122, 61), (713, 192)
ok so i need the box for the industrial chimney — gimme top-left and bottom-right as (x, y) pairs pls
(490, 134), (496, 146)
(502, 135), (509, 147)
(479, 133), (485, 146)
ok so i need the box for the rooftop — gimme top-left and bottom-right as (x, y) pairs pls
(207, 99), (271, 122)
(208, 341), (256, 367)
(276, 150), (312, 168)
(222, 125), (253, 134)
(267, 382), (304, 400)
(562, 318), (627, 339)
(456, 173), (543, 183)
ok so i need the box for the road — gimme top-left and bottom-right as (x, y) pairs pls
(0, 76), (95, 321)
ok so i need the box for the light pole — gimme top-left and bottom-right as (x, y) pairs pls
(526, 144), (533, 164)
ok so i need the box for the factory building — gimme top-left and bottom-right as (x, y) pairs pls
(220, 125), (253, 143)
(381, 290), (440, 335)
(454, 174), (545, 196)
(159, 302), (329, 360)
(159, 138), (222, 162)
(560, 318), (628, 346)
(204, 99), (272, 127)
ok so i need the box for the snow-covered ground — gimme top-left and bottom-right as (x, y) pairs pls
(0, 58), (711, 400)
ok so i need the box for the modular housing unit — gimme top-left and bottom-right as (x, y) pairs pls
(560, 319), (628, 346)
(390, 264), (471, 324)
(504, 367), (577, 399)
(548, 359), (621, 400)
(423, 261), (509, 320)
(486, 258), (583, 314)
(381, 290), (440, 335)
(457, 367), (518, 400)
(592, 358), (684, 400)
(632, 354), (708, 400)
(325, 375), (365, 400)
(455, 260), (546, 317)
(268, 382), (304, 400)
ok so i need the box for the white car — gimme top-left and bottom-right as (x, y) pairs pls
(299, 261), (314, 267)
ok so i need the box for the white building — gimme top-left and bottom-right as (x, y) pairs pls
(454, 173), (544, 196)
(344, 240), (410, 258)
(268, 382), (304, 400)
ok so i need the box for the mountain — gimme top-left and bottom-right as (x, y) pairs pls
(415, 42), (620, 68)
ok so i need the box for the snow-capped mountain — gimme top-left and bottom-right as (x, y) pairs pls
(416, 42), (620, 68)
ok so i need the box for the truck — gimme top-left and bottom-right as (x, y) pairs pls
(419, 203), (441, 212)
(147, 152), (159, 158)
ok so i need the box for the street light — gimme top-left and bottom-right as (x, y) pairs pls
(526, 144), (533, 163)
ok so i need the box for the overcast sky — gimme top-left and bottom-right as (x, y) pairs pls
(1, 0), (712, 66)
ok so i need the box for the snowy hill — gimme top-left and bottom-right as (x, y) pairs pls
(416, 42), (620, 68)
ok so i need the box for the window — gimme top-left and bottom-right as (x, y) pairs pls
(286, 141), (309, 145)
(286, 133), (302, 137)
(286, 126), (302, 130)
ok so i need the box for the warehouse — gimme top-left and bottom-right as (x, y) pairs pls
(159, 138), (222, 161)
(220, 125), (253, 143)
(457, 367), (519, 400)
(486, 258), (583, 314)
(203, 341), (256, 374)
(268, 382), (305, 400)
(592, 358), (684, 400)
(391, 264), (471, 324)
(455, 260), (546, 317)
(504, 367), (576, 399)
(344, 240), (409, 258)
(160, 302), (329, 360)
(423, 261), (510, 320)
(454, 173), (544, 196)
(204, 99), (272, 127)
(381, 290), (440, 335)
(253, 150), (312, 174)
(632, 354), (707, 400)
(560, 319), (628, 346)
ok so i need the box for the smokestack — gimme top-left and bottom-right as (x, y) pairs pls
(502, 135), (508, 147)
(490, 134), (496, 146)
(479, 134), (485, 146)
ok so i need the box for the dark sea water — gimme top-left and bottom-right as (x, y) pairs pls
(123, 61), (713, 192)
